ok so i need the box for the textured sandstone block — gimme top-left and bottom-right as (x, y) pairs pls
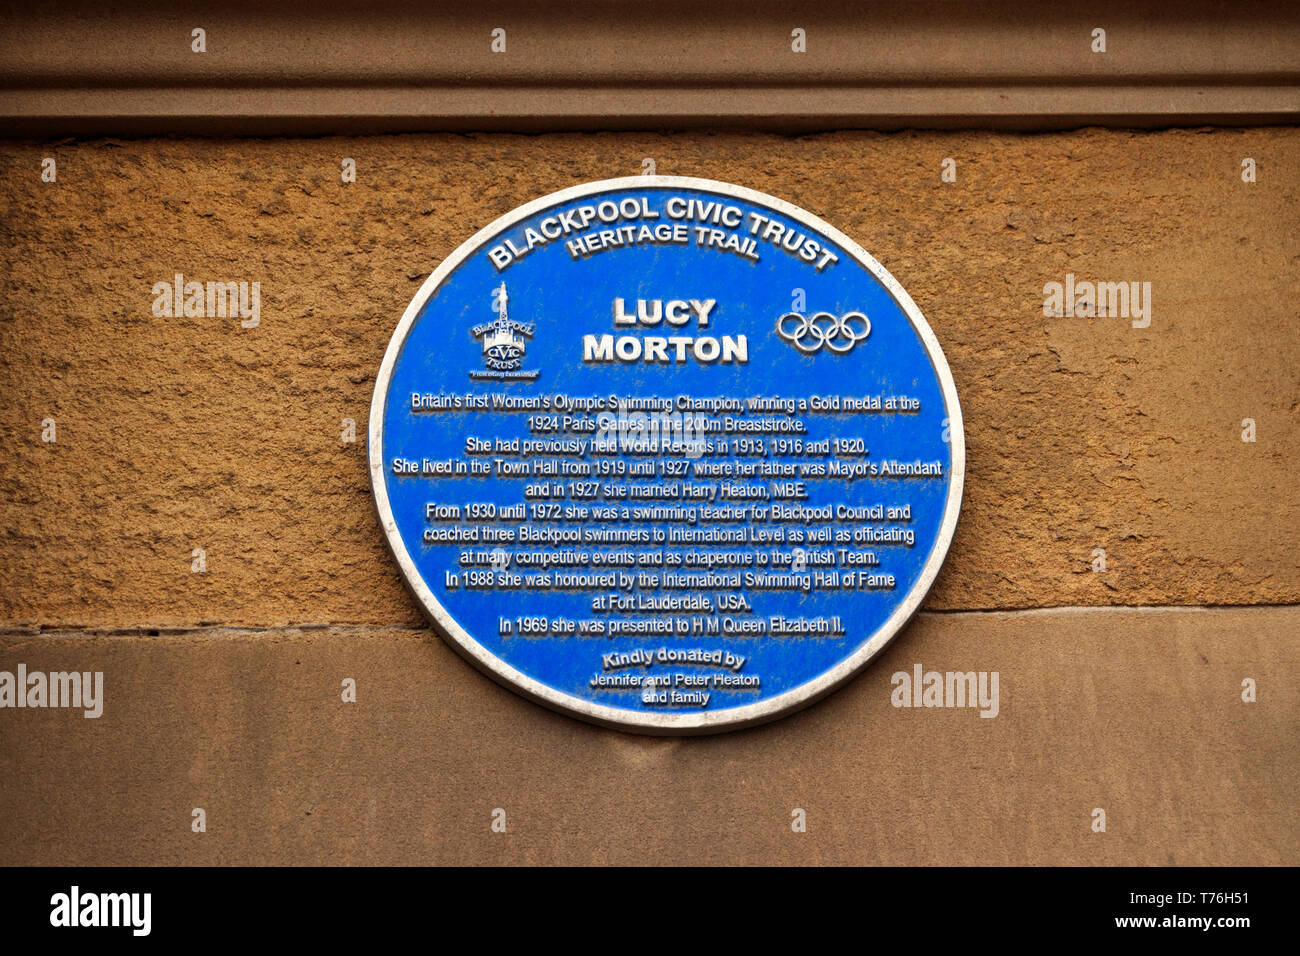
(0, 129), (1296, 627)
(0, 608), (1293, 865)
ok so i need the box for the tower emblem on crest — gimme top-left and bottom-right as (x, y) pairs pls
(469, 283), (539, 380)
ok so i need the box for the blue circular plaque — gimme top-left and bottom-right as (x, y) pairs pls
(370, 177), (964, 733)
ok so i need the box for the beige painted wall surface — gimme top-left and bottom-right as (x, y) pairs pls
(0, 129), (1296, 864)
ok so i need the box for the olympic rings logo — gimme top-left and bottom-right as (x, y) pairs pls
(775, 311), (871, 355)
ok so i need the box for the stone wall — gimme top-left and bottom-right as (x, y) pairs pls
(1, 128), (1296, 864)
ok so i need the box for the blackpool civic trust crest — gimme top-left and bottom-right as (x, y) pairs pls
(470, 282), (539, 381)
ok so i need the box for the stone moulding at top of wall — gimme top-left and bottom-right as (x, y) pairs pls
(0, 0), (1297, 135)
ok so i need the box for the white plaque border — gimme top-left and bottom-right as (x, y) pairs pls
(370, 176), (966, 735)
